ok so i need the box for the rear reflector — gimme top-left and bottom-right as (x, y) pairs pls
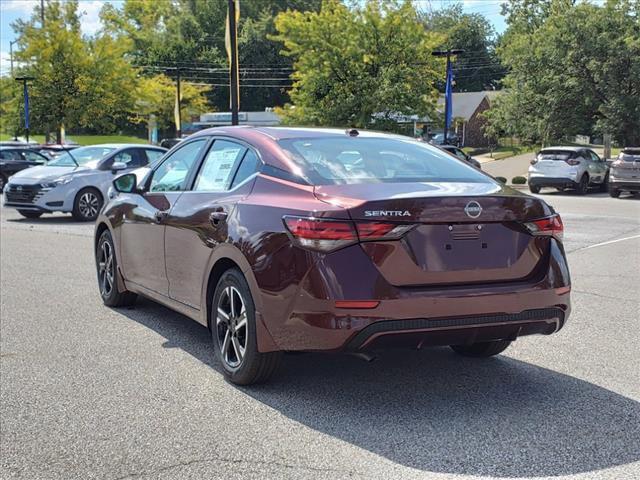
(555, 286), (571, 295)
(335, 300), (380, 309)
(524, 214), (564, 241)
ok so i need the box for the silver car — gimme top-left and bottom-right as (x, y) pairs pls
(608, 148), (640, 197)
(528, 146), (609, 195)
(4, 144), (166, 221)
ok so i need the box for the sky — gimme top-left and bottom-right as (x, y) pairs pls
(0, 0), (508, 76)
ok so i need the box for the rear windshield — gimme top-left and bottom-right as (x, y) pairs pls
(620, 149), (640, 161)
(538, 150), (574, 161)
(277, 137), (490, 185)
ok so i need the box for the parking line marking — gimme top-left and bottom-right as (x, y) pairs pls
(571, 234), (640, 253)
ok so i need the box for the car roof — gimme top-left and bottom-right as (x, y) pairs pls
(540, 146), (588, 152)
(191, 125), (414, 142)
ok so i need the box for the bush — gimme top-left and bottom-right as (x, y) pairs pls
(512, 176), (527, 184)
(494, 176), (507, 184)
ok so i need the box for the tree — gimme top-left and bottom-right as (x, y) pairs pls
(489, 0), (640, 145)
(422, 5), (504, 92)
(102, 0), (322, 112)
(11, 0), (140, 141)
(273, 0), (443, 129)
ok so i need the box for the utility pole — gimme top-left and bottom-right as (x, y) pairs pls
(166, 68), (182, 137)
(15, 76), (35, 143)
(432, 49), (464, 144)
(176, 69), (182, 137)
(228, 0), (239, 126)
(9, 40), (17, 76)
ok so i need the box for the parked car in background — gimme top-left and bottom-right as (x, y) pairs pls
(0, 147), (50, 192)
(528, 147), (609, 194)
(430, 132), (461, 147)
(609, 147), (640, 197)
(4, 144), (167, 221)
(95, 127), (571, 385)
(437, 144), (481, 169)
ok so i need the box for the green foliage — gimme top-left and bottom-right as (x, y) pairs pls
(0, 77), (22, 137)
(273, 0), (443, 129)
(488, 0), (640, 146)
(494, 176), (507, 184)
(11, 0), (140, 138)
(422, 4), (504, 92)
(512, 175), (527, 184)
(102, 0), (322, 112)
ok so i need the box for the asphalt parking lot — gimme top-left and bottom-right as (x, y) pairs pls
(1, 191), (639, 480)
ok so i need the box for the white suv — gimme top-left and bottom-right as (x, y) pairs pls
(528, 147), (609, 195)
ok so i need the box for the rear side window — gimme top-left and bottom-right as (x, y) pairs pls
(277, 137), (489, 185)
(620, 149), (640, 161)
(145, 149), (165, 166)
(0, 150), (22, 160)
(231, 150), (260, 188)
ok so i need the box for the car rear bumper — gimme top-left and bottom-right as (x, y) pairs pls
(609, 178), (640, 191)
(258, 240), (571, 352)
(528, 176), (579, 189)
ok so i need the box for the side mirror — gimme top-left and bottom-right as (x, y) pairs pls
(113, 173), (138, 194)
(111, 161), (127, 173)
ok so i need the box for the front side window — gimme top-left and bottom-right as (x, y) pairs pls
(193, 140), (246, 192)
(113, 150), (135, 165)
(278, 137), (490, 185)
(150, 139), (207, 192)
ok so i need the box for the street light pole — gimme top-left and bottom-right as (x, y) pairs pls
(432, 49), (464, 145)
(15, 76), (35, 143)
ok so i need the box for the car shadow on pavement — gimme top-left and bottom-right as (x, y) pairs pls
(119, 298), (640, 478)
(5, 215), (89, 226)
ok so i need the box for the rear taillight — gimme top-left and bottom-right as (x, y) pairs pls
(524, 214), (564, 241)
(283, 216), (414, 252)
(565, 159), (581, 166)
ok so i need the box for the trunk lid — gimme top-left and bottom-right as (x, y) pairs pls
(315, 182), (554, 287)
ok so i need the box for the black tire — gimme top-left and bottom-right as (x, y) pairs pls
(599, 172), (609, 192)
(529, 184), (541, 194)
(96, 230), (137, 307)
(73, 187), (103, 221)
(211, 268), (282, 385)
(17, 210), (43, 219)
(0, 174), (7, 192)
(576, 174), (589, 195)
(451, 340), (512, 357)
(608, 185), (621, 198)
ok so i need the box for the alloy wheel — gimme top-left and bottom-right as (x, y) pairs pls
(79, 192), (100, 219)
(98, 240), (114, 297)
(216, 286), (247, 369)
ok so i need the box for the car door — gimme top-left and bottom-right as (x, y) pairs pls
(119, 138), (210, 296)
(164, 139), (261, 308)
(586, 150), (607, 182)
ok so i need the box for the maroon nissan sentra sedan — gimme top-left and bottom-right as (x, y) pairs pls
(95, 127), (571, 385)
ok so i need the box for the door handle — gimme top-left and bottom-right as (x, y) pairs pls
(154, 211), (168, 223)
(209, 210), (228, 226)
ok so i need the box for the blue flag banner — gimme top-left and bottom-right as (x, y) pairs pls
(444, 59), (453, 136)
(23, 82), (30, 130)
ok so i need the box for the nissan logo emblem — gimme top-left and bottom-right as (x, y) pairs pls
(464, 201), (482, 218)
(16, 186), (23, 192)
